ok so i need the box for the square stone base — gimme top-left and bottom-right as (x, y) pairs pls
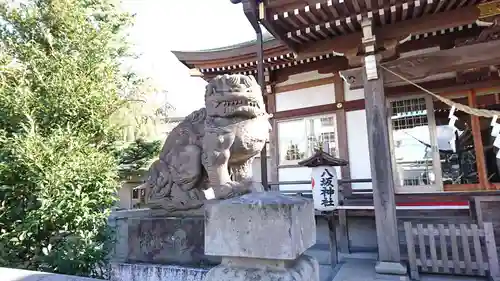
(203, 254), (319, 281)
(110, 262), (208, 281)
(109, 208), (220, 266)
(375, 262), (409, 281)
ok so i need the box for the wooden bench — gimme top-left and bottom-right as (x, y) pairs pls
(403, 222), (500, 280)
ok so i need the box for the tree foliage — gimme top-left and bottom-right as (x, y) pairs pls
(0, 0), (138, 277)
(115, 138), (162, 173)
(111, 74), (175, 142)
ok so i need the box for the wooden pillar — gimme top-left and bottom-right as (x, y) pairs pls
(334, 74), (351, 253)
(468, 90), (489, 189)
(327, 215), (339, 267)
(360, 19), (406, 276)
(266, 71), (279, 191)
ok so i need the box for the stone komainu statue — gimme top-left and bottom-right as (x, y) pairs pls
(140, 74), (272, 212)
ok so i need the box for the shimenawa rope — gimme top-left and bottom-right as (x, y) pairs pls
(380, 65), (500, 118)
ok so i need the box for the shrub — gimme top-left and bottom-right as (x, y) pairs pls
(0, 0), (137, 277)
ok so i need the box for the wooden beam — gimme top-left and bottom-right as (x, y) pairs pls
(363, 66), (403, 265)
(295, 5), (480, 59)
(469, 90), (490, 189)
(327, 215), (339, 266)
(385, 74), (500, 96)
(334, 74), (351, 254)
(266, 71), (279, 191)
(334, 75), (352, 197)
(262, 10), (300, 53)
(274, 56), (349, 83)
(274, 76), (335, 93)
(273, 103), (339, 119)
(341, 39), (500, 89)
(361, 18), (403, 272)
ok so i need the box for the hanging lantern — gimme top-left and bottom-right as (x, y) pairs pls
(298, 150), (348, 211)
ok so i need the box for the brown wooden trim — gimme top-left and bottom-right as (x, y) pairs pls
(334, 75), (352, 196)
(273, 103), (337, 119)
(386, 75), (500, 96)
(273, 98), (367, 119)
(275, 76), (335, 93)
(344, 39), (500, 90)
(270, 118), (279, 190)
(266, 71), (277, 114)
(469, 90), (490, 189)
(334, 74), (344, 102)
(277, 164), (302, 169)
(172, 39), (285, 63)
(442, 183), (500, 191)
(344, 99), (366, 111)
(398, 28), (482, 53)
(267, 74), (279, 190)
(274, 57), (349, 84)
(444, 184), (481, 192)
(334, 74), (352, 254)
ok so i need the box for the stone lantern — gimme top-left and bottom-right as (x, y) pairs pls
(298, 149), (348, 212)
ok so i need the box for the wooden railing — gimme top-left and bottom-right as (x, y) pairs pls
(403, 222), (500, 280)
(269, 178), (373, 197)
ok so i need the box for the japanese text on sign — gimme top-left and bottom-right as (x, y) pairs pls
(320, 169), (335, 207)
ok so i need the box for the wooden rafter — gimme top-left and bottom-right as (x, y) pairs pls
(267, 0), (474, 45)
(340, 38), (500, 89)
(294, 5), (480, 59)
(180, 24), (480, 76)
(262, 12), (300, 52)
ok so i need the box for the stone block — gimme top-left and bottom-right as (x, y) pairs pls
(110, 263), (208, 281)
(108, 208), (219, 266)
(375, 261), (408, 276)
(204, 192), (316, 260)
(203, 254), (319, 281)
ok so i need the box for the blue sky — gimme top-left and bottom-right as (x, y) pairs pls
(122, 0), (258, 117)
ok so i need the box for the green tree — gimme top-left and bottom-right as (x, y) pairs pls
(0, 0), (136, 277)
(115, 138), (162, 175)
(111, 76), (176, 142)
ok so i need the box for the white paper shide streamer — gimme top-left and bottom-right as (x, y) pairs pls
(491, 115), (500, 159)
(448, 106), (458, 153)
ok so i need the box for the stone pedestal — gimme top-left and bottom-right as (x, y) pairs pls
(203, 192), (319, 281)
(110, 263), (208, 281)
(108, 208), (220, 267)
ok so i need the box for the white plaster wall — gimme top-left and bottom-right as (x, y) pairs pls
(346, 110), (372, 190)
(276, 70), (333, 87)
(278, 166), (311, 191)
(344, 80), (364, 101)
(276, 83), (335, 112)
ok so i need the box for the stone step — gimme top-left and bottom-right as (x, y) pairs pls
(305, 243), (332, 265)
(339, 251), (378, 263)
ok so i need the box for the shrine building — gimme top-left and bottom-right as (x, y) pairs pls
(173, 0), (500, 279)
